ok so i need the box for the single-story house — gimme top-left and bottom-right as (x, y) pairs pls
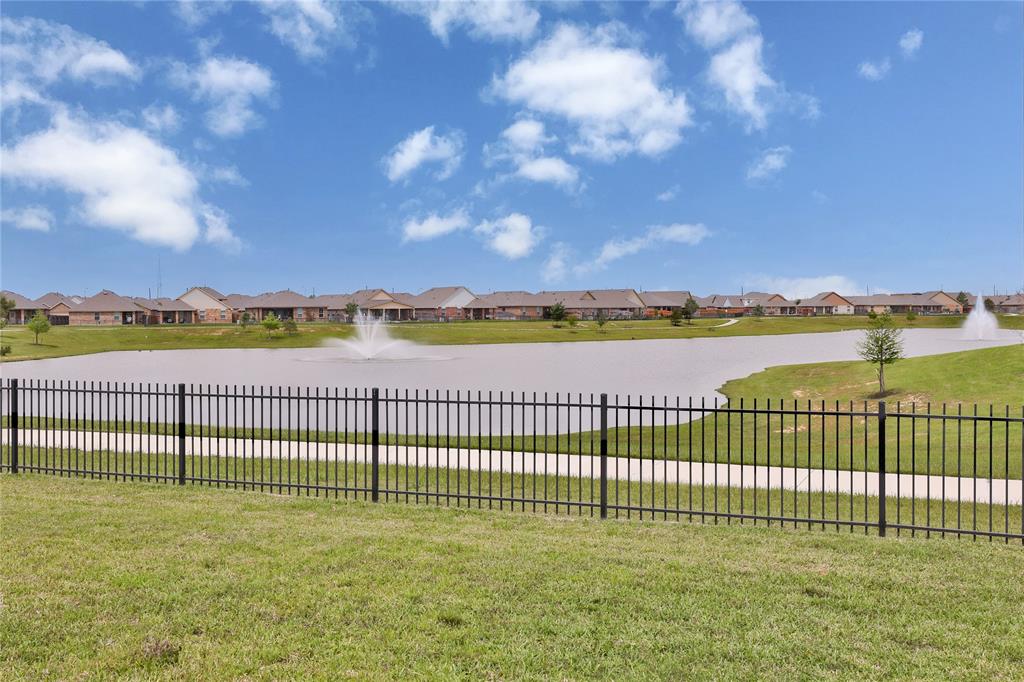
(796, 292), (855, 316)
(35, 292), (83, 325)
(240, 290), (325, 322)
(132, 297), (197, 324)
(846, 291), (962, 315)
(638, 291), (696, 317)
(989, 293), (1024, 314)
(465, 291), (548, 320)
(406, 286), (477, 321)
(696, 295), (748, 317)
(538, 289), (646, 320)
(179, 286), (236, 323)
(348, 289), (415, 321)
(0, 290), (42, 325)
(738, 292), (799, 316)
(69, 290), (145, 325)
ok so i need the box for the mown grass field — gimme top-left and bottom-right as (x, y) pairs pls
(3, 313), (1021, 362)
(2, 475), (1022, 680)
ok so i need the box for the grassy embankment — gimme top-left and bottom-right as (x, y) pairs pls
(2, 475), (1022, 679)
(3, 313), (1021, 362)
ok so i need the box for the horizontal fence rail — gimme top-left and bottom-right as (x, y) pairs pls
(2, 378), (1021, 543)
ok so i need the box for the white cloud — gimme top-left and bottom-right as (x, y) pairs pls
(171, 56), (275, 137)
(579, 222), (710, 273)
(393, 1), (539, 44)
(0, 16), (140, 88)
(674, 0), (757, 49)
(656, 184), (679, 201)
(858, 58), (891, 81)
(542, 242), (572, 283)
(209, 165), (248, 186)
(258, 0), (356, 61)
(514, 156), (579, 187)
(0, 111), (238, 251)
(899, 28), (923, 58)
(474, 212), (543, 259)
(491, 23), (692, 160)
(746, 145), (791, 181)
(141, 104), (181, 134)
(401, 208), (471, 242)
(384, 126), (465, 182)
(708, 34), (774, 131)
(485, 119), (580, 190)
(199, 203), (243, 253)
(172, 1), (231, 29)
(1, 206), (53, 232)
(677, 1), (815, 131)
(749, 274), (860, 301)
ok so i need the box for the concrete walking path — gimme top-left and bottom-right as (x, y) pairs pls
(5, 429), (1020, 506)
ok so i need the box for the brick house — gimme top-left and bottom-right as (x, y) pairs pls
(796, 292), (855, 316)
(465, 291), (548, 320)
(638, 291), (696, 317)
(538, 289), (646, 320)
(68, 290), (145, 325)
(179, 286), (236, 323)
(406, 286), (477, 321)
(132, 297), (197, 324)
(0, 290), (41, 324)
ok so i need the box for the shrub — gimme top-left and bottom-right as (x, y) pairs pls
(283, 318), (298, 334)
(905, 310), (917, 322)
(0, 345), (10, 356)
(867, 310), (878, 320)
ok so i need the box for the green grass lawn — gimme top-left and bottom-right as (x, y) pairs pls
(2, 475), (1022, 680)
(3, 314), (1021, 361)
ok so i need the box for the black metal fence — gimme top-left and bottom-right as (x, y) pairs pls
(2, 378), (1021, 543)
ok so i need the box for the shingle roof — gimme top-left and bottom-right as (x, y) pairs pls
(465, 291), (546, 308)
(33, 291), (70, 308)
(539, 289), (645, 309)
(846, 293), (947, 307)
(73, 290), (143, 313)
(638, 291), (694, 308)
(133, 297), (196, 312)
(245, 289), (318, 308)
(798, 292), (854, 306)
(406, 286), (475, 309)
(0, 290), (39, 309)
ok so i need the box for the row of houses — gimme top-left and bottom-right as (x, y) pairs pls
(3, 286), (1020, 326)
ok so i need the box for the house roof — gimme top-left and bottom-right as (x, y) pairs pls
(405, 286), (475, 309)
(638, 291), (694, 308)
(33, 291), (70, 309)
(798, 291), (854, 307)
(74, 290), (142, 313)
(0, 290), (39, 309)
(311, 293), (354, 309)
(465, 291), (546, 308)
(538, 289), (645, 309)
(846, 293), (947, 307)
(245, 289), (319, 308)
(348, 289), (415, 309)
(133, 297), (196, 312)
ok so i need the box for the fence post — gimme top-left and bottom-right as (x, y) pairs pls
(177, 383), (186, 486)
(877, 400), (886, 537)
(371, 388), (380, 502)
(600, 393), (608, 519)
(10, 378), (19, 475)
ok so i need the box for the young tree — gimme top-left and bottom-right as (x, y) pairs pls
(239, 312), (252, 328)
(682, 297), (699, 325)
(548, 302), (566, 321)
(751, 303), (765, 317)
(956, 291), (969, 309)
(905, 310), (917, 322)
(856, 313), (904, 395)
(344, 302), (359, 323)
(0, 295), (14, 330)
(669, 308), (683, 326)
(261, 311), (281, 336)
(283, 318), (298, 334)
(984, 298), (995, 313)
(27, 311), (50, 345)
(595, 310), (608, 329)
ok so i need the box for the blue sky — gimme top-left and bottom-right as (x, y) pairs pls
(1, 1), (1022, 300)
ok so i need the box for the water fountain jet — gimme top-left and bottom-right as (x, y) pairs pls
(322, 312), (432, 361)
(961, 294), (999, 341)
